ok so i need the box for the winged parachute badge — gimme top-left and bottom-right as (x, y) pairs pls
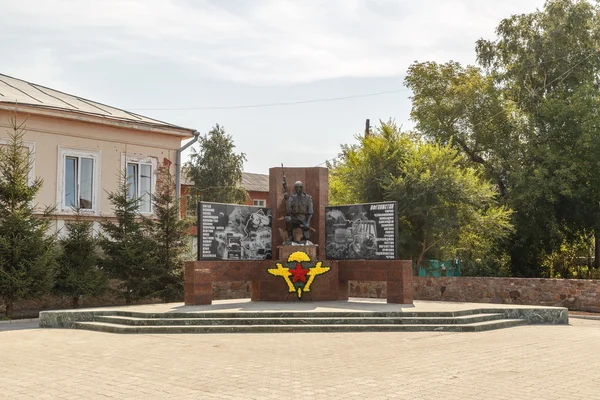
(267, 251), (331, 299)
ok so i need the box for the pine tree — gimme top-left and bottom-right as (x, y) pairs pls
(55, 208), (107, 308)
(0, 115), (56, 318)
(99, 172), (156, 305)
(147, 162), (191, 302)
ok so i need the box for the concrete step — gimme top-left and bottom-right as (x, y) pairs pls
(114, 310), (487, 319)
(93, 313), (505, 326)
(70, 318), (526, 334)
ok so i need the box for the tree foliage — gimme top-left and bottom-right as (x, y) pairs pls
(404, 61), (524, 197)
(147, 162), (191, 303)
(0, 115), (56, 318)
(329, 122), (412, 205)
(99, 172), (156, 305)
(186, 124), (247, 204)
(55, 208), (107, 308)
(404, 0), (600, 277)
(329, 122), (513, 274)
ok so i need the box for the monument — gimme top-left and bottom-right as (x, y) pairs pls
(184, 166), (413, 305)
(283, 179), (313, 245)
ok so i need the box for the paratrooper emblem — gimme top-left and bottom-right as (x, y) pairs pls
(267, 251), (331, 299)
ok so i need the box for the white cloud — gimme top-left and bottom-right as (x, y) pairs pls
(1, 0), (545, 84)
(0, 45), (68, 90)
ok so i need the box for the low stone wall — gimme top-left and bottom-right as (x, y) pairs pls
(350, 277), (600, 312)
(1, 293), (162, 319)
(1, 280), (164, 319)
(5, 277), (599, 318)
(3, 283), (249, 318)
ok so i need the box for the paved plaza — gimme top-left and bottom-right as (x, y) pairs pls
(0, 315), (599, 399)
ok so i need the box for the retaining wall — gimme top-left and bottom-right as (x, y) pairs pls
(4, 276), (600, 317)
(353, 277), (600, 312)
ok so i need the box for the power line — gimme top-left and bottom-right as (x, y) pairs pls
(125, 50), (598, 113)
(314, 50), (599, 168)
(545, 51), (596, 87)
(471, 50), (598, 130)
(314, 157), (337, 167)
(127, 88), (410, 111)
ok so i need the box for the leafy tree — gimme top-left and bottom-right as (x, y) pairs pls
(329, 121), (413, 205)
(147, 162), (191, 302)
(329, 122), (513, 274)
(99, 172), (156, 305)
(539, 233), (594, 279)
(404, 60), (541, 276)
(55, 208), (107, 308)
(404, 0), (600, 276)
(0, 115), (56, 318)
(186, 124), (248, 204)
(387, 140), (513, 272)
(476, 0), (600, 275)
(404, 61), (524, 197)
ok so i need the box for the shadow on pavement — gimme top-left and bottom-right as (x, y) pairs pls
(0, 319), (39, 332)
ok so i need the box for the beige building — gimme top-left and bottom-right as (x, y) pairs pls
(0, 73), (195, 234)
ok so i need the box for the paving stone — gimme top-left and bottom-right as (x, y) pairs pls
(0, 319), (598, 399)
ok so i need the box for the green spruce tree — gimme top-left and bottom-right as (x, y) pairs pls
(55, 208), (107, 308)
(99, 172), (156, 305)
(147, 163), (191, 302)
(0, 115), (56, 318)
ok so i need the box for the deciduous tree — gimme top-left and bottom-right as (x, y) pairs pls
(404, 0), (600, 276)
(186, 124), (247, 204)
(329, 122), (513, 274)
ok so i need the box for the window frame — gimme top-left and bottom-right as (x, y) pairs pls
(56, 146), (101, 215)
(253, 199), (266, 207)
(121, 153), (157, 215)
(0, 138), (36, 185)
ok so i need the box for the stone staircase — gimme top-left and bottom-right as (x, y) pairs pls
(45, 309), (541, 334)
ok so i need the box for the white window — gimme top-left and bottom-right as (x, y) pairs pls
(253, 199), (266, 207)
(0, 138), (35, 185)
(57, 147), (100, 213)
(123, 154), (157, 214)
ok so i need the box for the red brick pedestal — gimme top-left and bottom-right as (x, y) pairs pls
(184, 259), (413, 305)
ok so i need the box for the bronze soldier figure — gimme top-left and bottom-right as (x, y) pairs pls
(284, 181), (313, 243)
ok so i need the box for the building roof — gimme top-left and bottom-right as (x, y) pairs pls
(241, 172), (269, 192)
(182, 170), (269, 193)
(0, 73), (194, 136)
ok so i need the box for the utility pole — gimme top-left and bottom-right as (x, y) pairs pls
(365, 119), (371, 136)
(175, 130), (200, 219)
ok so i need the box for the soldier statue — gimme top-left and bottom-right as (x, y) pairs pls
(283, 180), (313, 244)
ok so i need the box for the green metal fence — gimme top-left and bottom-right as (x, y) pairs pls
(417, 259), (461, 277)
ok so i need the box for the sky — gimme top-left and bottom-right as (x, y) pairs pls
(0, 0), (546, 173)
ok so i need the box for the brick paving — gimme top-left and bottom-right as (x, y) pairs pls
(0, 319), (599, 399)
